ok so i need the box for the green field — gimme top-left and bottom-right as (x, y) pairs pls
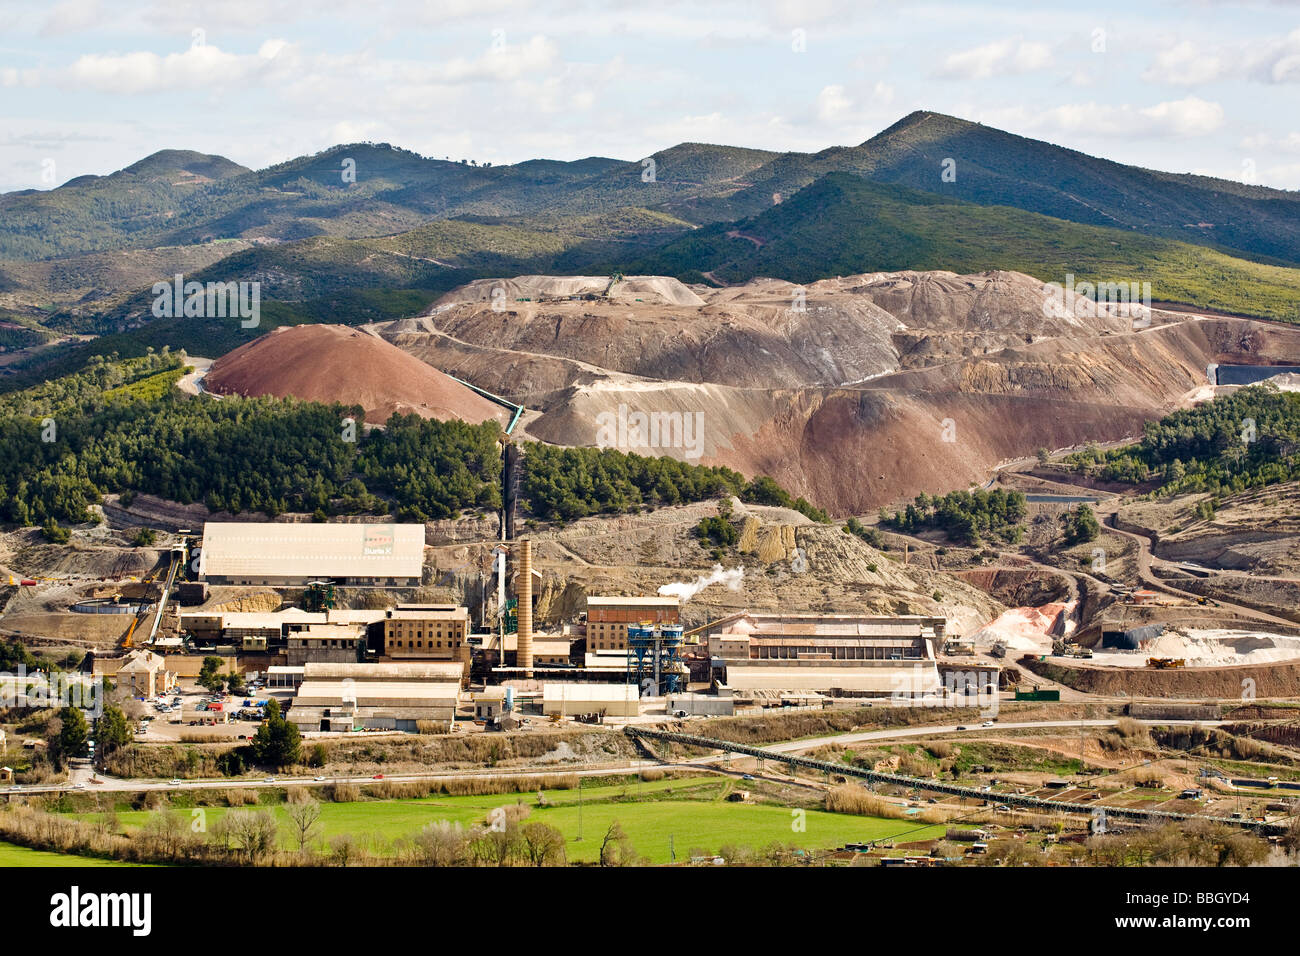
(83, 777), (944, 864)
(0, 841), (139, 867)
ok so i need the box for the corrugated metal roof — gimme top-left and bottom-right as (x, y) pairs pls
(200, 522), (424, 579)
(542, 683), (639, 703)
(586, 596), (680, 607)
(294, 680), (460, 706)
(303, 661), (464, 681)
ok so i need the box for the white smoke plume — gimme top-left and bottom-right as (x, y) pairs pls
(657, 564), (744, 602)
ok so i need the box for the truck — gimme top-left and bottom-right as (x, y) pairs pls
(1014, 688), (1060, 702)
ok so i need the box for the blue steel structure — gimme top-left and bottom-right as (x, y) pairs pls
(627, 623), (687, 696)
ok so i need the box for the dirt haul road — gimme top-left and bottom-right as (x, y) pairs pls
(1104, 515), (1299, 631)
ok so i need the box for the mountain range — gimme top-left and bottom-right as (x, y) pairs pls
(1, 109), (1298, 390)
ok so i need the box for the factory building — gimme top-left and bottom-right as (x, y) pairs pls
(198, 522), (424, 587)
(289, 681), (460, 733)
(585, 595), (680, 651)
(288, 661), (465, 732)
(381, 605), (471, 664)
(285, 622), (369, 666)
(181, 608), (389, 648)
(541, 683), (639, 718)
(301, 660), (466, 686)
(481, 632), (575, 667)
(704, 612), (946, 697)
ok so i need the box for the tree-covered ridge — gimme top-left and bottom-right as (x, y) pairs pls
(357, 414), (503, 521)
(880, 488), (1027, 545)
(1063, 385), (1300, 496)
(0, 354), (823, 528)
(629, 174), (1300, 322)
(519, 444), (831, 523)
(0, 348), (184, 416)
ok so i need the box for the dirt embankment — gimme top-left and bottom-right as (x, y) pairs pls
(1023, 656), (1300, 699)
(953, 567), (1071, 607)
(515, 498), (1005, 634)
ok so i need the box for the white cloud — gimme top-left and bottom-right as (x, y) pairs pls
(988, 96), (1225, 140)
(1143, 28), (1300, 86)
(1142, 41), (1229, 86)
(434, 34), (559, 83)
(39, 0), (103, 36)
(1139, 96), (1225, 136)
(61, 42), (293, 94)
(816, 84), (853, 122)
(1241, 130), (1300, 153)
(937, 37), (1055, 80)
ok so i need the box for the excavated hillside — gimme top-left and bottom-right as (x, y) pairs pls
(206, 323), (511, 427)
(378, 270), (1300, 515)
(421, 497), (1005, 636)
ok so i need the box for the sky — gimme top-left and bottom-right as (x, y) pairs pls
(1, 0), (1299, 193)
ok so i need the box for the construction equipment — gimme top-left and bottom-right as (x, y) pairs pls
(121, 599), (153, 649)
(1146, 657), (1186, 669)
(123, 538), (188, 648)
(304, 580), (336, 612)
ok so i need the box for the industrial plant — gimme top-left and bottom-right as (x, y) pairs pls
(62, 519), (998, 734)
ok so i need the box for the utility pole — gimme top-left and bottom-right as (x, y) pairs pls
(576, 776), (583, 841)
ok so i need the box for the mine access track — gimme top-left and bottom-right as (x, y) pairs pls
(624, 726), (1288, 835)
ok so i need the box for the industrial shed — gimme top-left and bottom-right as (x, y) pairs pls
(706, 612), (945, 698)
(289, 679), (460, 733)
(722, 662), (941, 694)
(302, 660), (466, 684)
(542, 683), (639, 717)
(199, 522), (424, 587)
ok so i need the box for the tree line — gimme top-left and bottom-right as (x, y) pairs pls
(880, 489), (1027, 545)
(0, 354), (824, 528)
(1063, 385), (1300, 497)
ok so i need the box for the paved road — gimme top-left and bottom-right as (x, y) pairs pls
(6, 716), (1224, 798)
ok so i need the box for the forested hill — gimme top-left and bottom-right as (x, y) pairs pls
(0, 354), (824, 531)
(1063, 385), (1300, 496)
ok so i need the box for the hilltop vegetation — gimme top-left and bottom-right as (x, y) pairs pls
(881, 488), (1027, 545)
(521, 445), (829, 524)
(1063, 385), (1300, 497)
(630, 174), (1300, 322)
(5, 112), (1299, 376)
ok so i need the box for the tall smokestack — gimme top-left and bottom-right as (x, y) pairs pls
(517, 539), (533, 678)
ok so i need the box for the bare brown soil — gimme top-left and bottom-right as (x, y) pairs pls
(206, 323), (512, 427)
(380, 270), (1300, 515)
(1026, 656), (1300, 698)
